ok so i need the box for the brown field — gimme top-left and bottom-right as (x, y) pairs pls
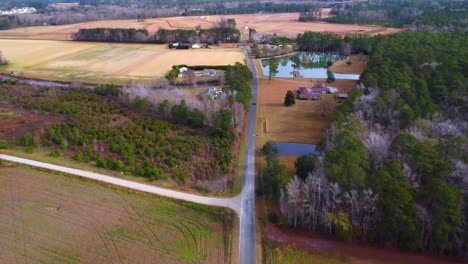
(256, 77), (357, 145)
(329, 54), (369, 75)
(0, 39), (245, 84)
(0, 165), (232, 264)
(0, 12), (404, 41)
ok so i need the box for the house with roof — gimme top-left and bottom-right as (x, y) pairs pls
(192, 43), (202, 49)
(298, 87), (321, 100)
(200, 87), (223, 100)
(311, 83), (331, 94)
(201, 69), (217, 77)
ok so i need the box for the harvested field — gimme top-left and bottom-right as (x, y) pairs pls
(0, 165), (232, 264)
(0, 39), (245, 84)
(0, 13), (404, 41)
(256, 76), (357, 145)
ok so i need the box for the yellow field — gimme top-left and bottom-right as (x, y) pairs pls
(0, 12), (404, 41)
(0, 39), (245, 84)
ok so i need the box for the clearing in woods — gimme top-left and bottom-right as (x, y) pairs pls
(0, 39), (245, 84)
(0, 12), (404, 41)
(0, 165), (232, 264)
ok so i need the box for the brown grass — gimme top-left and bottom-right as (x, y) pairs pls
(329, 54), (369, 75)
(0, 39), (245, 84)
(256, 76), (356, 145)
(0, 165), (230, 263)
(0, 12), (405, 41)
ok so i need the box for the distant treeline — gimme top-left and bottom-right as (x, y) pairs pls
(184, 3), (316, 16)
(72, 25), (240, 44)
(322, 0), (467, 31)
(323, 15), (404, 28)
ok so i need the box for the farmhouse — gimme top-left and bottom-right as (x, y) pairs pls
(311, 83), (331, 93)
(298, 83), (331, 100)
(201, 69), (217, 77)
(298, 87), (321, 100)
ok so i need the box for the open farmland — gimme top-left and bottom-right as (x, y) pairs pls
(0, 13), (404, 41)
(0, 39), (245, 84)
(0, 165), (232, 264)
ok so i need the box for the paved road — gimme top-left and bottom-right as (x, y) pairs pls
(239, 36), (257, 264)
(0, 154), (241, 214)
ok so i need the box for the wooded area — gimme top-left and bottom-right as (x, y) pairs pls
(271, 29), (467, 258)
(72, 19), (240, 43)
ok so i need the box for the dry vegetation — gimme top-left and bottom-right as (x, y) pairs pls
(0, 39), (245, 84)
(256, 77), (357, 144)
(0, 13), (405, 41)
(0, 165), (232, 264)
(329, 54), (369, 75)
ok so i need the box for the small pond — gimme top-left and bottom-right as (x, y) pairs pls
(274, 143), (319, 156)
(261, 52), (360, 80)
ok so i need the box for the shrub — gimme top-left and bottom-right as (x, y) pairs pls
(284, 90), (296, 106)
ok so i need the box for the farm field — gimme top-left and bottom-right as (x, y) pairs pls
(0, 165), (232, 264)
(0, 13), (404, 41)
(0, 39), (245, 84)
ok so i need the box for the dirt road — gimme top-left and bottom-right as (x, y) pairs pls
(0, 154), (241, 214)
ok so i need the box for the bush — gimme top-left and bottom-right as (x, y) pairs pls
(284, 90), (296, 106)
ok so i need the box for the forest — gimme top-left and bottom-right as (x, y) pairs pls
(264, 30), (467, 258)
(1, 63), (252, 191)
(72, 19), (240, 44)
(324, 0), (467, 31)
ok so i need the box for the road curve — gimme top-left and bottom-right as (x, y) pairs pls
(239, 37), (257, 264)
(0, 154), (241, 215)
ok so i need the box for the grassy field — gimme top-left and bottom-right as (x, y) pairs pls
(0, 39), (245, 84)
(256, 77), (357, 144)
(329, 54), (369, 75)
(264, 243), (351, 264)
(0, 12), (404, 41)
(0, 164), (233, 264)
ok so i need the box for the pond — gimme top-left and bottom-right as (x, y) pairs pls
(261, 52), (360, 80)
(274, 143), (319, 156)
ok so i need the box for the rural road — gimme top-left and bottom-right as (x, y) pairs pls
(0, 37), (259, 264)
(0, 154), (242, 214)
(239, 36), (258, 264)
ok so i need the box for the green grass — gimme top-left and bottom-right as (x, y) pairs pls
(264, 242), (352, 264)
(232, 131), (247, 195)
(0, 165), (233, 264)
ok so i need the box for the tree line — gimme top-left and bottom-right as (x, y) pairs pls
(72, 20), (240, 44)
(184, 3), (316, 16)
(276, 30), (467, 258)
(322, 0), (466, 31)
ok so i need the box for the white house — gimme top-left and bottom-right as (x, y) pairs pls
(172, 42), (179, 47)
(179, 67), (188, 73)
(192, 44), (202, 49)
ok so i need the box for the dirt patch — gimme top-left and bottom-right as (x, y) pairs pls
(264, 223), (462, 264)
(0, 165), (229, 263)
(330, 54), (369, 75)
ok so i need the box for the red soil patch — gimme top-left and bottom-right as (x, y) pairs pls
(264, 224), (463, 264)
(0, 104), (64, 141)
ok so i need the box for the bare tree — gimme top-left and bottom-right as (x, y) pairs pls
(0, 51), (7, 65)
